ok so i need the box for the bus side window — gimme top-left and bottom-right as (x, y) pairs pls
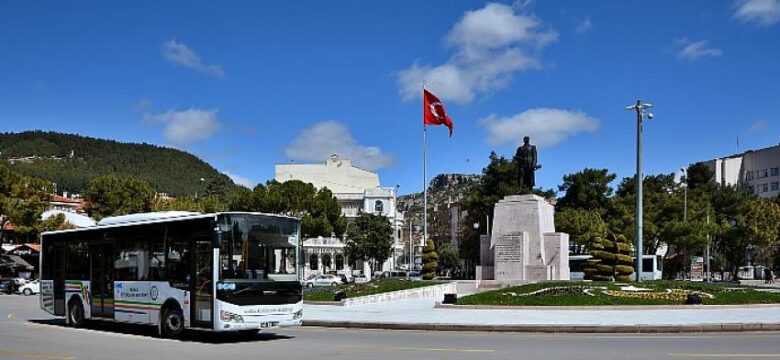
(166, 223), (191, 289)
(150, 234), (166, 281)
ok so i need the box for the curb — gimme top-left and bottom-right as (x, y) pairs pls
(302, 320), (780, 333)
(434, 303), (780, 311)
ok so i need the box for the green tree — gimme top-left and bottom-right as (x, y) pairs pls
(0, 164), (54, 242)
(38, 213), (76, 232)
(555, 208), (607, 254)
(84, 174), (155, 220)
(437, 243), (460, 277)
(611, 173), (684, 255)
(556, 168), (616, 214)
(686, 162), (717, 192)
(421, 239), (438, 280)
(248, 180), (346, 238)
(715, 195), (780, 279)
(152, 195), (203, 212)
(345, 212), (394, 272)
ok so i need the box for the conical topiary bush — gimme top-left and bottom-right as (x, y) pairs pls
(583, 232), (635, 282)
(421, 240), (438, 280)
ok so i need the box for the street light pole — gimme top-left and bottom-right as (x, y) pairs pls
(681, 167), (689, 279)
(626, 100), (653, 282)
(392, 184), (400, 272)
(681, 168), (688, 223)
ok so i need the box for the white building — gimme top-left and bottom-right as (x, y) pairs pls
(275, 155), (404, 279)
(701, 144), (780, 199)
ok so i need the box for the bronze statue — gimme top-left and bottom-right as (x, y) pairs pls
(514, 136), (537, 193)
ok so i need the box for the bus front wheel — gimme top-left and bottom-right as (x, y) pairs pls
(161, 307), (184, 338)
(68, 300), (84, 328)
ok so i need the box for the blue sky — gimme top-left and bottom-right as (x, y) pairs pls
(1, 1), (779, 195)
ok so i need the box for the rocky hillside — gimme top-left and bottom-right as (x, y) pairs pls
(398, 173), (480, 225)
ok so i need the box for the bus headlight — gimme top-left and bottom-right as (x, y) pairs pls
(220, 310), (244, 323)
(293, 309), (303, 320)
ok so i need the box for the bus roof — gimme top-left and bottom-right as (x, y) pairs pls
(40, 211), (300, 237)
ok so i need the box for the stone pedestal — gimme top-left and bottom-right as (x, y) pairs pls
(479, 194), (570, 282)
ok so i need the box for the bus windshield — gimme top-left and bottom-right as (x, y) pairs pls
(217, 214), (300, 282)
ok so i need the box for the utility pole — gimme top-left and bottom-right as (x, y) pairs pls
(626, 100), (654, 282)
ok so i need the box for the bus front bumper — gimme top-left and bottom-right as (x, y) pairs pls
(217, 311), (303, 331)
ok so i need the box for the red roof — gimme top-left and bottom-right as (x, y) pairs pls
(50, 195), (84, 204)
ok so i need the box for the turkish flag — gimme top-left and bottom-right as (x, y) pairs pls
(423, 89), (453, 137)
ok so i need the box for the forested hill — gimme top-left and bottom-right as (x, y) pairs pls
(0, 131), (237, 196)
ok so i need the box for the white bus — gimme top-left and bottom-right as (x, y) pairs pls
(569, 254), (663, 281)
(40, 212), (303, 338)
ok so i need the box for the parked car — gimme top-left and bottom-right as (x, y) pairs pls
(407, 271), (423, 281)
(0, 280), (11, 295)
(18, 279), (40, 296)
(303, 274), (344, 288)
(326, 271), (350, 284)
(353, 274), (369, 284)
(381, 271), (408, 280)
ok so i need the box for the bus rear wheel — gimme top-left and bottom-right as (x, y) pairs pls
(68, 300), (84, 328)
(160, 307), (184, 338)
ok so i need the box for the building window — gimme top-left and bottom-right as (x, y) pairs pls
(772, 182), (779, 191)
(759, 169), (769, 179)
(748, 185), (755, 194)
(309, 254), (318, 271)
(335, 254), (344, 270)
(321, 254), (332, 270)
(762, 183), (769, 193)
(374, 200), (384, 213)
(745, 171), (754, 181)
(772, 167), (779, 177)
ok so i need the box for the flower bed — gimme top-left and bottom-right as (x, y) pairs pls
(458, 281), (780, 306)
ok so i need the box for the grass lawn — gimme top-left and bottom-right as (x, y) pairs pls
(303, 280), (445, 302)
(457, 281), (780, 306)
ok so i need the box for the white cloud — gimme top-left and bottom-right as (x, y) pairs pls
(224, 171), (256, 188)
(285, 121), (394, 171)
(161, 39), (225, 78)
(734, 0), (780, 26)
(397, 3), (557, 104)
(676, 39), (723, 61)
(144, 108), (221, 145)
(481, 108), (599, 147)
(576, 16), (592, 34)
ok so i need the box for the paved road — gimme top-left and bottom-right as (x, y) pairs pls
(2, 295), (780, 360)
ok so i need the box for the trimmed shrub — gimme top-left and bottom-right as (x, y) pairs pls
(583, 232), (635, 281)
(421, 240), (438, 280)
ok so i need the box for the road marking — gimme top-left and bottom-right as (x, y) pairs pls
(671, 354), (780, 358)
(338, 345), (495, 353)
(0, 349), (75, 360)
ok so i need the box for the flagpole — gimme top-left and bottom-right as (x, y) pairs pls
(423, 125), (428, 251)
(422, 82), (428, 257)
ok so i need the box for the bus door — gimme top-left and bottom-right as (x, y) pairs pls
(90, 242), (114, 318)
(191, 237), (213, 328)
(52, 243), (66, 316)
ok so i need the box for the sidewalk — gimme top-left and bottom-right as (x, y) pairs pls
(302, 297), (780, 333)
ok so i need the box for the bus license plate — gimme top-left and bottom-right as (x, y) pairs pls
(260, 322), (278, 329)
